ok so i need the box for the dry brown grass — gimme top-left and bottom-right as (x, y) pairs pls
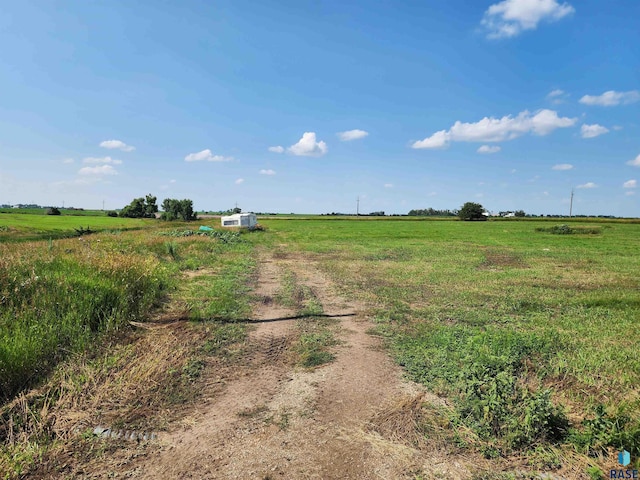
(478, 248), (527, 270)
(0, 320), (247, 478)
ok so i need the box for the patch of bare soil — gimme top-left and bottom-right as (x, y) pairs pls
(71, 250), (493, 479)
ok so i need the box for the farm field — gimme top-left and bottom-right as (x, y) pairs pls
(0, 212), (151, 242)
(260, 218), (640, 473)
(1, 214), (639, 478)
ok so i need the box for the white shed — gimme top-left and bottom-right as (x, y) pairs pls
(221, 213), (257, 228)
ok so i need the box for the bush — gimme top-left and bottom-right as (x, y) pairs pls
(535, 225), (602, 235)
(46, 207), (61, 216)
(106, 211), (118, 217)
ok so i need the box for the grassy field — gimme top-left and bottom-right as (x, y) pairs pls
(0, 208), (107, 216)
(262, 218), (640, 471)
(1, 213), (638, 476)
(0, 212), (151, 242)
(0, 215), (263, 477)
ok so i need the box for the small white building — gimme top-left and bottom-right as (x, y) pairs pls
(221, 212), (257, 228)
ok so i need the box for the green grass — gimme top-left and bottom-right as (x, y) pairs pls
(0, 234), (172, 400)
(2, 214), (638, 474)
(272, 267), (336, 368)
(1, 223), (260, 477)
(260, 217), (640, 464)
(0, 212), (150, 242)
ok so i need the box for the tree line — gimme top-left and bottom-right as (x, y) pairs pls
(117, 194), (197, 221)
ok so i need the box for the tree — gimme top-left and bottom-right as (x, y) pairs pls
(120, 194), (158, 218)
(458, 202), (486, 221)
(160, 198), (197, 221)
(514, 210), (526, 217)
(232, 206), (242, 214)
(46, 207), (61, 215)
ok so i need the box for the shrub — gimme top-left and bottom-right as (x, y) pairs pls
(535, 225), (602, 235)
(46, 207), (61, 216)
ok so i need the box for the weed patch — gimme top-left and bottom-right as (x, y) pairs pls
(535, 225), (602, 235)
(395, 325), (568, 451)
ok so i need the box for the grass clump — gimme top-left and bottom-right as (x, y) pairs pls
(535, 224), (602, 235)
(297, 330), (336, 367)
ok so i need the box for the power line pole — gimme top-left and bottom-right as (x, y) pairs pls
(356, 196), (360, 216)
(569, 189), (574, 218)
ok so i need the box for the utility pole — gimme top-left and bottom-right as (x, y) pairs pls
(102, 200), (105, 211)
(569, 189), (574, 218)
(356, 196), (360, 216)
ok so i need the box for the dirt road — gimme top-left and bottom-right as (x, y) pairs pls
(119, 251), (477, 479)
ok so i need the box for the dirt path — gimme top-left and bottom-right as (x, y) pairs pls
(122, 250), (479, 479)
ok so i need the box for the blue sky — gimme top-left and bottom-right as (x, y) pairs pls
(0, 0), (638, 216)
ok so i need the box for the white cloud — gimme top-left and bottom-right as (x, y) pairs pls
(83, 156), (122, 165)
(481, 0), (575, 39)
(337, 129), (369, 141)
(170, 179), (176, 183)
(546, 89), (568, 104)
(288, 132), (327, 157)
(412, 109), (576, 149)
(184, 149), (233, 162)
(552, 163), (573, 170)
(623, 179), (637, 189)
(384, 183), (394, 188)
(581, 124), (609, 138)
(99, 139), (135, 152)
(577, 182), (597, 189)
(627, 155), (640, 167)
(579, 90), (640, 107)
(477, 145), (501, 154)
(235, 178), (244, 185)
(78, 165), (118, 176)
(62, 158), (74, 164)
(547, 89), (564, 98)
(268, 146), (284, 153)
(260, 169), (276, 175)
(412, 130), (449, 149)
